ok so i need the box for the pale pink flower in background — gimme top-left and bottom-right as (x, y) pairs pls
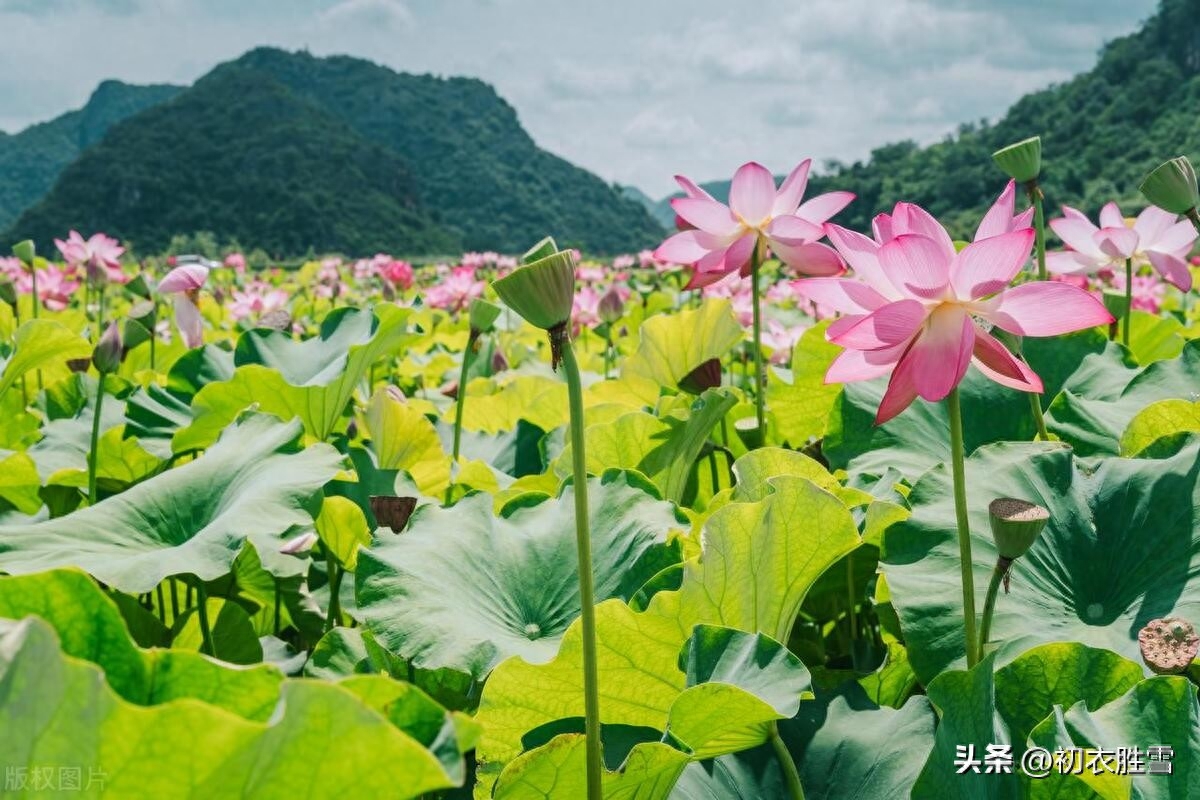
(0, 256), (21, 282)
(703, 274), (754, 327)
(158, 263), (209, 348)
(1112, 270), (1165, 314)
(315, 261), (346, 299)
(576, 263), (606, 283)
(766, 279), (801, 305)
(496, 255), (518, 271)
(54, 230), (127, 284)
(798, 199), (1113, 424)
(762, 319), (804, 364)
(655, 160), (853, 288)
(572, 286), (602, 329)
(224, 252), (246, 272)
(612, 254), (636, 270)
(230, 281), (289, 321)
(15, 265), (80, 311)
(1047, 202), (1197, 290)
(638, 249), (657, 269)
(461, 252), (487, 270)
(426, 266), (484, 312)
(378, 258), (414, 289)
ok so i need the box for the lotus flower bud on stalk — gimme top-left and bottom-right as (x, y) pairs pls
(0, 276), (15, 309)
(977, 498), (1050, 660)
(993, 136), (1047, 280)
(87, 323), (124, 504)
(1140, 157), (1200, 225)
(598, 286), (624, 324)
(1138, 617), (1199, 674)
(12, 239), (38, 320)
(491, 237), (604, 800)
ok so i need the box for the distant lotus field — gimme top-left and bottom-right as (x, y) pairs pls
(2, 144), (1200, 799)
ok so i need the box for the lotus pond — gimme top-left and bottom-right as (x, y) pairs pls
(1, 149), (1200, 799)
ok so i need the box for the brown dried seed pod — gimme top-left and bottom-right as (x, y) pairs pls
(1138, 617), (1199, 674)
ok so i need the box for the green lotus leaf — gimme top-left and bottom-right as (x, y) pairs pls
(1028, 677), (1200, 800)
(623, 299), (744, 390)
(730, 446), (873, 507)
(1120, 398), (1200, 456)
(672, 688), (936, 800)
(356, 471), (685, 680)
(0, 451), (40, 514)
(494, 734), (690, 800)
(767, 320), (843, 446)
(0, 319), (91, 398)
(1126, 309), (1184, 365)
(315, 494), (371, 571)
(451, 374), (569, 435)
(1048, 338), (1200, 456)
(0, 617), (465, 799)
(176, 305), (412, 448)
(826, 331), (1113, 479)
(882, 439), (1200, 683)
(0, 415), (342, 592)
(171, 595), (264, 664)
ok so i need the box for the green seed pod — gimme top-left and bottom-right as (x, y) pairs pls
(11, 239), (35, 265)
(0, 276), (15, 308)
(992, 136), (1042, 183)
(1140, 156), (1200, 215)
(92, 322), (124, 375)
(988, 498), (1049, 560)
(492, 239), (576, 332)
(468, 297), (502, 336)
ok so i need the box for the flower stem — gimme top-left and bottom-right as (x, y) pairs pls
(87, 375), (106, 503)
(1031, 185), (1047, 281)
(96, 282), (107, 344)
(769, 722), (805, 800)
(28, 263), (39, 320)
(560, 339), (603, 800)
(947, 387), (979, 668)
(977, 558), (1011, 662)
(195, 581), (214, 656)
(749, 241), (767, 441)
(324, 551), (343, 634)
(1123, 257), (1133, 348)
(447, 332), (477, 504)
(1028, 393), (1049, 441)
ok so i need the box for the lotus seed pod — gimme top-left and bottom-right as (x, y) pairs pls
(992, 136), (1042, 183)
(11, 239), (35, 265)
(678, 357), (722, 395)
(598, 286), (625, 324)
(493, 239), (576, 332)
(1140, 156), (1200, 215)
(370, 495), (417, 533)
(468, 297), (502, 336)
(1138, 617), (1199, 674)
(92, 322), (124, 375)
(988, 498), (1049, 560)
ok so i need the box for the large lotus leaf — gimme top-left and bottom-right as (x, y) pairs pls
(0, 451), (40, 514)
(767, 320), (842, 447)
(0, 415), (342, 592)
(1127, 308), (1185, 364)
(0, 617), (465, 799)
(883, 439), (1200, 683)
(623, 299), (744, 389)
(356, 471), (685, 680)
(1028, 677), (1200, 800)
(176, 305), (412, 448)
(453, 374), (569, 435)
(0, 319), (91, 397)
(1048, 338), (1200, 456)
(125, 344), (235, 457)
(826, 330), (1116, 479)
(671, 688), (936, 800)
(730, 446), (873, 507)
(477, 476), (859, 768)
(494, 735), (691, 800)
(1120, 398), (1200, 456)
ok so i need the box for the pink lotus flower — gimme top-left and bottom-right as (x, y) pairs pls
(378, 258), (414, 289)
(612, 254), (636, 270)
(224, 252), (247, 272)
(230, 281), (289, 321)
(14, 265), (80, 311)
(762, 319), (804, 365)
(1046, 202), (1197, 291)
(702, 274), (754, 327)
(798, 199), (1114, 424)
(654, 160), (854, 288)
(576, 263), (606, 284)
(1112, 270), (1165, 314)
(54, 230), (127, 284)
(158, 263), (209, 348)
(426, 266), (484, 313)
(573, 286), (602, 329)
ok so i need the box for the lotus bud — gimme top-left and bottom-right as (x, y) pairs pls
(1140, 157), (1200, 215)
(491, 348), (509, 373)
(1138, 617), (1199, 674)
(988, 498), (1048, 561)
(678, 357), (723, 395)
(92, 323), (124, 374)
(370, 495), (417, 533)
(280, 531), (319, 555)
(598, 287), (624, 324)
(468, 297), (501, 338)
(992, 136), (1042, 183)
(492, 237), (577, 368)
(0, 276), (15, 308)
(11, 239), (35, 265)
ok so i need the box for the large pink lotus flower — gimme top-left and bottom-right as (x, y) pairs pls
(798, 200), (1114, 424)
(54, 230), (127, 284)
(655, 160), (853, 289)
(13, 264), (80, 311)
(158, 263), (209, 348)
(426, 266), (484, 313)
(230, 281), (289, 321)
(1046, 202), (1197, 291)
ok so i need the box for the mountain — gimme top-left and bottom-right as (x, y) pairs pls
(656, 0), (1200, 239)
(5, 48), (664, 256)
(0, 80), (182, 231)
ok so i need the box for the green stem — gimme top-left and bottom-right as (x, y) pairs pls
(273, 579), (282, 637)
(1031, 184), (1047, 281)
(769, 722), (805, 800)
(96, 281), (107, 344)
(846, 556), (858, 643)
(1123, 257), (1133, 348)
(749, 243), (766, 441)
(603, 331), (612, 380)
(560, 339), (604, 800)
(947, 387), (979, 667)
(977, 559), (1011, 662)
(87, 375), (107, 503)
(451, 333), (476, 464)
(195, 581), (214, 657)
(155, 584), (166, 624)
(1028, 393), (1049, 441)
(28, 263), (39, 320)
(325, 552), (343, 634)
(170, 579), (180, 621)
(149, 300), (157, 373)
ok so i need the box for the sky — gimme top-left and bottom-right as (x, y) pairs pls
(0, 0), (1161, 197)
